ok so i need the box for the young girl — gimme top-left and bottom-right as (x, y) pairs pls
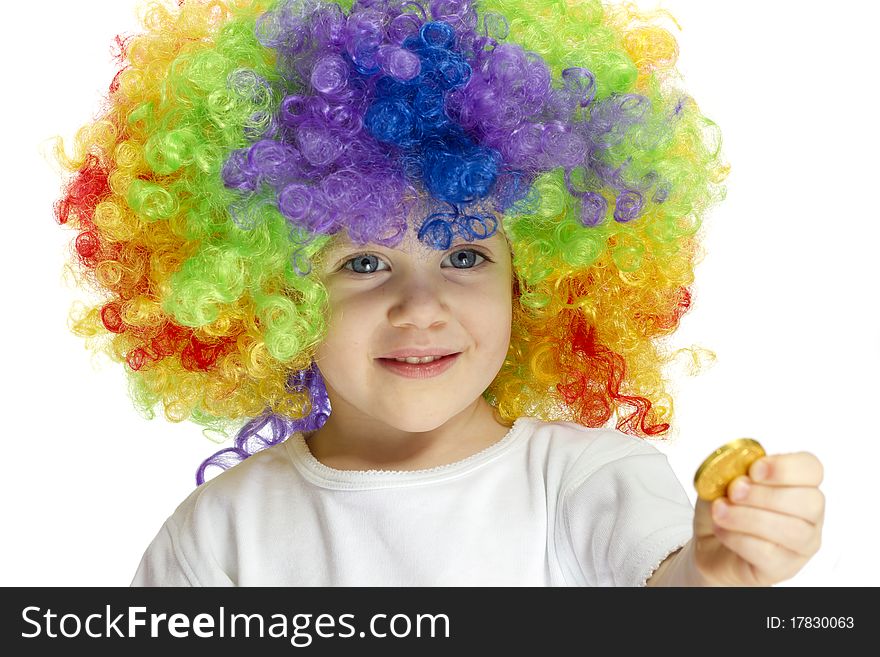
(55, 0), (824, 586)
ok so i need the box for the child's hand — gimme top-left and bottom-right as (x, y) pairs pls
(692, 451), (825, 586)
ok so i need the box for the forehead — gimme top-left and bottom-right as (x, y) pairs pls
(322, 220), (510, 255)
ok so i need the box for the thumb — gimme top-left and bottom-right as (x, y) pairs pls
(694, 496), (718, 539)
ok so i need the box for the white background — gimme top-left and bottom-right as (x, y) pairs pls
(2, 0), (877, 586)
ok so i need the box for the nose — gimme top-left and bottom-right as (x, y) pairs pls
(386, 273), (450, 330)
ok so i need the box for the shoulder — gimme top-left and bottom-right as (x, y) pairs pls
(516, 416), (667, 490)
(167, 438), (299, 529)
(520, 416), (663, 454)
(133, 439), (300, 587)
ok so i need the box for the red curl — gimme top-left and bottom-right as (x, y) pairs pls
(101, 301), (125, 334)
(181, 335), (236, 371)
(150, 323), (189, 358)
(55, 154), (110, 227)
(75, 231), (101, 259)
(126, 348), (148, 371)
(556, 310), (668, 437)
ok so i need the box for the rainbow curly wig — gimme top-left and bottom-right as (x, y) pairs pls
(54, 0), (728, 484)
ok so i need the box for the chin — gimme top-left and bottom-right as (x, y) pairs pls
(378, 406), (458, 433)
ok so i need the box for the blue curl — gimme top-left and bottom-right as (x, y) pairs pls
(417, 213), (455, 249)
(416, 201), (499, 249)
(420, 21), (456, 49)
(454, 211), (498, 240)
(365, 99), (422, 146)
(363, 20), (497, 205)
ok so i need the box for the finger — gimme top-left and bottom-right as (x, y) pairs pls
(750, 451), (824, 487)
(712, 497), (820, 557)
(726, 476), (825, 525)
(712, 525), (808, 585)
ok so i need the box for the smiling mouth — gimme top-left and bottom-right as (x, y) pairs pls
(375, 353), (461, 379)
(382, 355), (451, 364)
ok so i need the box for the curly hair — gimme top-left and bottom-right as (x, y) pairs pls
(53, 0), (728, 484)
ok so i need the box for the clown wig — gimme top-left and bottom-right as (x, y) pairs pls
(54, 0), (728, 484)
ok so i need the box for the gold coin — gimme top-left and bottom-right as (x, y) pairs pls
(694, 438), (766, 501)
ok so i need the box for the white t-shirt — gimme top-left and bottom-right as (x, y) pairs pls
(131, 415), (695, 587)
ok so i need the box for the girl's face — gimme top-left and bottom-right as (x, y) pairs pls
(312, 221), (513, 432)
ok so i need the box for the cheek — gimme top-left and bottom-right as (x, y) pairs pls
(315, 297), (364, 365)
(467, 283), (513, 353)
(317, 290), (387, 357)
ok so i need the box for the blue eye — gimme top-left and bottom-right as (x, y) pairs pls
(344, 254), (388, 274)
(444, 248), (487, 269)
(341, 248), (490, 275)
